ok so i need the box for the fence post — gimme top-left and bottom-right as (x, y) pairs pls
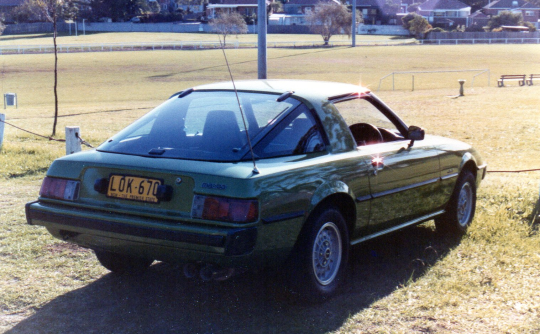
(0, 114), (5, 149)
(65, 126), (81, 155)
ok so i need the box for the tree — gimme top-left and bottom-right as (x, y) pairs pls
(34, 0), (61, 136)
(148, 0), (160, 14)
(12, 0), (46, 22)
(306, 2), (360, 46)
(407, 2), (421, 12)
(270, 1), (283, 14)
(402, 12), (432, 39)
(90, 0), (149, 22)
(9, 0), (79, 136)
(210, 11), (248, 45)
(485, 10), (524, 31)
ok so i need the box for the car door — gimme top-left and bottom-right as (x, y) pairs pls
(332, 95), (442, 233)
(360, 140), (441, 232)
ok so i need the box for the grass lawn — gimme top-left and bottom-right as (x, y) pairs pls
(0, 32), (410, 46)
(1, 36), (539, 333)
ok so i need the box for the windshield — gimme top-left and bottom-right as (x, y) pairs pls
(98, 91), (299, 161)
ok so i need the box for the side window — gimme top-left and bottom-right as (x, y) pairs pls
(333, 98), (404, 146)
(253, 106), (325, 158)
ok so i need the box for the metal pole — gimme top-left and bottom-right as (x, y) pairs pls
(0, 113), (5, 149)
(257, 0), (267, 79)
(352, 0), (356, 47)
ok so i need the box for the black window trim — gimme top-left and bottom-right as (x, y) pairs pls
(242, 103), (328, 161)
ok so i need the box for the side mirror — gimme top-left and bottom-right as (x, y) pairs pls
(408, 126), (425, 141)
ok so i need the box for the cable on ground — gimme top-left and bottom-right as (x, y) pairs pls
(0, 118), (66, 142)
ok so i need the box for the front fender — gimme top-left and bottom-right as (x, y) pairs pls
(459, 152), (477, 173)
(459, 151), (486, 189)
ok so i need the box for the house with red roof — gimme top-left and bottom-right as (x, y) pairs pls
(353, 0), (401, 25)
(483, 0), (540, 26)
(417, 0), (471, 28)
(268, 0), (340, 25)
(206, 0), (272, 20)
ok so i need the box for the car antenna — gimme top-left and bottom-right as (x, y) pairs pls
(217, 35), (259, 175)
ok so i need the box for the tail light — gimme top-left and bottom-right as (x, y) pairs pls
(192, 195), (258, 223)
(40, 177), (80, 201)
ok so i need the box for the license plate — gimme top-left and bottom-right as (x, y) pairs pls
(107, 175), (163, 203)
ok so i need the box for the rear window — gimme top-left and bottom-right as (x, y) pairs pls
(98, 91), (300, 161)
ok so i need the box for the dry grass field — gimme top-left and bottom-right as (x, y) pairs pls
(0, 32), (408, 46)
(0, 34), (539, 333)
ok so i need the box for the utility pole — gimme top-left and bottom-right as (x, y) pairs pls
(352, 0), (356, 47)
(257, 0), (267, 79)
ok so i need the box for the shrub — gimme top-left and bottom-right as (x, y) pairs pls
(402, 12), (432, 39)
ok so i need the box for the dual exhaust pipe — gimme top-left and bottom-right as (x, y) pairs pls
(183, 262), (235, 281)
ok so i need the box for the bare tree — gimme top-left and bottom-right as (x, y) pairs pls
(210, 11), (248, 45)
(35, 0), (60, 136)
(306, 2), (360, 46)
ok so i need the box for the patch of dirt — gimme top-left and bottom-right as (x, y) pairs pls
(45, 242), (88, 255)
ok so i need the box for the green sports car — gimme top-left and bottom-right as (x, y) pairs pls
(26, 80), (486, 300)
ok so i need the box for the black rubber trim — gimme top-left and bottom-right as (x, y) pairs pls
(371, 177), (440, 199)
(262, 210), (305, 224)
(441, 173), (459, 180)
(355, 195), (372, 203)
(26, 204), (225, 247)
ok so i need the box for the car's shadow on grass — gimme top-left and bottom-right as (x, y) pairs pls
(9, 225), (461, 334)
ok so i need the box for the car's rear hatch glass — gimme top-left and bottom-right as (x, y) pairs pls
(97, 91), (299, 162)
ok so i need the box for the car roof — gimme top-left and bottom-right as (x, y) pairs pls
(192, 79), (370, 102)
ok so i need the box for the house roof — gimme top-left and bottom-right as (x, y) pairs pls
(520, 2), (540, 9)
(484, 0), (540, 10)
(419, 0), (470, 11)
(353, 0), (386, 7)
(483, 0), (530, 9)
(216, 0), (259, 5)
(0, 0), (24, 7)
(469, 10), (489, 18)
(285, 0), (340, 5)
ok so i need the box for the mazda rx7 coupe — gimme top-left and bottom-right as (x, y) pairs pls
(26, 80), (486, 300)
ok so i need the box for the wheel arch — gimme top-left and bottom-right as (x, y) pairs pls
(305, 182), (356, 239)
(459, 153), (478, 179)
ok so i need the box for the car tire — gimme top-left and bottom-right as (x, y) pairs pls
(94, 250), (154, 275)
(287, 207), (349, 302)
(435, 170), (477, 235)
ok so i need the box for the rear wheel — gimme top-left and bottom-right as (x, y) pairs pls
(287, 207), (349, 302)
(94, 250), (154, 275)
(435, 171), (477, 235)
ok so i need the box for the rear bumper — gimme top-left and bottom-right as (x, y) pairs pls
(26, 201), (258, 265)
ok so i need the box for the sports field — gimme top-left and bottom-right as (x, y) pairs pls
(1, 33), (539, 333)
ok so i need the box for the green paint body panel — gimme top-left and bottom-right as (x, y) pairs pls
(26, 80), (485, 270)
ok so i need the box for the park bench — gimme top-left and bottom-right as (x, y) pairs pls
(498, 74), (526, 87)
(526, 74), (540, 86)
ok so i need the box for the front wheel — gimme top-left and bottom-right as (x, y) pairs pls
(287, 207), (349, 302)
(94, 250), (154, 275)
(435, 171), (477, 235)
